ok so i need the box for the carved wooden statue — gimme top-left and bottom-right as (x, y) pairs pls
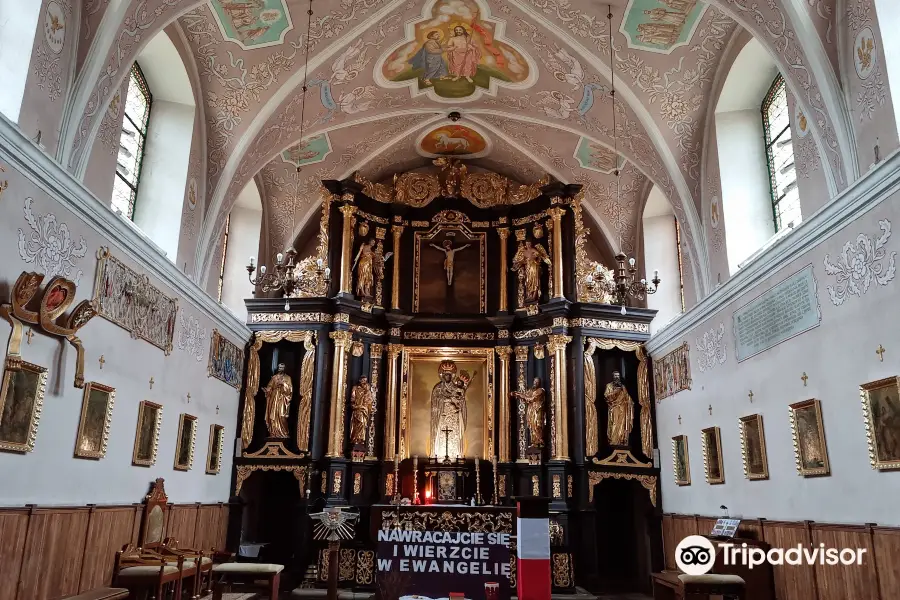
(512, 240), (551, 304)
(605, 371), (634, 447)
(349, 376), (374, 446)
(511, 378), (546, 448)
(352, 240), (381, 301)
(264, 363), (292, 439)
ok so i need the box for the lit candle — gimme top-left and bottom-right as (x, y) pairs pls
(654, 269), (659, 278)
(316, 258), (324, 269)
(260, 265), (267, 274)
(249, 257), (255, 267)
(629, 257), (636, 267)
(276, 252), (284, 263)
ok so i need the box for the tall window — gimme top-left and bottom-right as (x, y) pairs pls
(112, 63), (152, 220)
(762, 75), (800, 232)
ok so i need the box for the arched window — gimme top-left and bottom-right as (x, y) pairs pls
(111, 63), (152, 220)
(0, 0), (43, 122)
(643, 186), (684, 333)
(762, 75), (800, 232)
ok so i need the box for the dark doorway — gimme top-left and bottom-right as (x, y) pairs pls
(593, 478), (653, 594)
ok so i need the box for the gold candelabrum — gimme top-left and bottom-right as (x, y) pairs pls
(246, 249), (331, 301)
(585, 252), (660, 313)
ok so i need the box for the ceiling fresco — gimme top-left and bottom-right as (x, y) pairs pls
(416, 122), (492, 158)
(620, 0), (707, 54)
(211, 0), (294, 49)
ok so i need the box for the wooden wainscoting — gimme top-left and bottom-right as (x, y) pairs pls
(0, 502), (231, 600)
(662, 513), (900, 600)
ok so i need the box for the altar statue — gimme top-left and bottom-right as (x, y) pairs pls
(349, 376), (374, 446)
(296, 333), (317, 451)
(605, 371), (634, 447)
(429, 239), (470, 286)
(264, 363), (292, 439)
(430, 360), (472, 458)
(512, 240), (551, 304)
(511, 377), (546, 447)
(353, 240), (378, 301)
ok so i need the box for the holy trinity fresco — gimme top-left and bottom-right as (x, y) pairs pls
(210, 0), (293, 49)
(378, 0), (533, 100)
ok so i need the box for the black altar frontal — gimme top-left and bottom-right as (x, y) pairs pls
(232, 159), (664, 596)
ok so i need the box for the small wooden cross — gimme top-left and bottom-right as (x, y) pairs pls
(708, 404), (713, 416)
(877, 345), (886, 362)
(748, 390), (754, 403)
(25, 328), (34, 344)
(98, 355), (106, 370)
(149, 377), (155, 390)
(216, 405), (220, 415)
(678, 415), (682, 425)
(186, 393), (191, 404)
(801, 372), (808, 387)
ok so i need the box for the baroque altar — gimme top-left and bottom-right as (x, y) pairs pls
(234, 159), (664, 594)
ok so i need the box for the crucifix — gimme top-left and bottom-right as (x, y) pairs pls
(801, 372), (808, 387)
(149, 377), (155, 390)
(708, 404), (712, 416)
(441, 426), (453, 462)
(186, 393), (191, 404)
(678, 415), (682, 425)
(216, 405), (220, 414)
(25, 328), (34, 344)
(430, 239), (470, 286)
(98, 355), (105, 370)
(877, 345), (886, 362)
(748, 390), (754, 403)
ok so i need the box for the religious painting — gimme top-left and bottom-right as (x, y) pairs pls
(399, 347), (494, 460)
(376, 0), (534, 101)
(739, 414), (769, 480)
(860, 377), (900, 470)
(132, 400), (163, 467)
(174, 413), (197, 471)
(74, 382), (116, 459)
(672, 434), (690, 486)
(210, 0), (293, 50)
(0, 360), (48, 453)
(413, 220), (486, 314)
(854, 27), (877, 81)
(280, 133), (332, 167)
(653, 342), (691, 401)
(789, 399), (830, 477)
(620, 0), (707, 54)
(574, 137), (621, 174)
(701, 426), (724, 485)
(207, 424), (225, 474)
(417, 123), (490, 158)
(208, 329), (244, 389)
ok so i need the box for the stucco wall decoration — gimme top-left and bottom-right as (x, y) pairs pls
(574, 137), (621, 175)
(416, 122), (491, 158)
(376, 0), (537, 102)
(823, 219), (896, 306)
(210, 0), (294, 50)
(17, 197), (88, 285)
(280, 134), (334, 167)
(620, 0), (708, 54)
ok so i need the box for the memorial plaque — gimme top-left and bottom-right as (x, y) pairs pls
(733, 265), (821, 362)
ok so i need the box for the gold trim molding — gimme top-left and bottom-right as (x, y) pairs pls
(249, 312), (333, 323)
(588, 471), (657, 506)
(236, 464), (306, 496)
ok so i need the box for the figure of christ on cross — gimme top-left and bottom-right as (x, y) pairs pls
(441, 426), (453, 462)
(430, 239), (470, 286)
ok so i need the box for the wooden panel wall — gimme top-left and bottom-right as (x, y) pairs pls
(663, 513), (900, 600)
(0, 502), (232, 600)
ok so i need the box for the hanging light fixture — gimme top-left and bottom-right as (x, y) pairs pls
(247, 0), (329, 302)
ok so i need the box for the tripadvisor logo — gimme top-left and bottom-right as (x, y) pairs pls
(675, 536), (715, 575)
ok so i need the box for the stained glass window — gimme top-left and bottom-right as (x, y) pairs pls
(762, 74), (801, 232)
(111, 63), (152, 220)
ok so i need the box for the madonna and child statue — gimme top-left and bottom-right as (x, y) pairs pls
(430, 360), (474, 459)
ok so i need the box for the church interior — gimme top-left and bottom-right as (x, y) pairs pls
(1, 0), (900, 599)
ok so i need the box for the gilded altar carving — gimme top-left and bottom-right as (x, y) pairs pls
(513, 327), (552, 340)
(512, 240), (551, 306)
(552, 553), (573, 588)
(567, 475), (573, 498)
(531, 475), (540, 496)
(430, 360), (473, 459)
(328, 330), (353, 457)
(353, 472), (362, 495)
(404, 331), (494, 341)
(605, 371), (634, 447)
(288, 188), (331, 298)
(356, 550), (374, 585)
(349, 376), (374, 447)
(511, 378), (546, 449)
(333, 470), (343, 495)
(588, 471), (657, 507)
(385, 473), (395, 496)
(546, 334), (572, 461)
(549, 520), (564, 545)
(352, 239), (381, 302)
(583, 342), (599, 458)
(552, 474), (561, 498)
(339, 549), (356, 581)
(249, 312), (333, 323)
(572, 194), (614, 304)
(298, 333), (317, 451)
(350, 323), (385, 336)
(235, 464), (306, 496)
(263, 363), (292, 439)
(569, 318), (649, 333)
(379, 510), (513, 533)
(499, 474), (507, 497)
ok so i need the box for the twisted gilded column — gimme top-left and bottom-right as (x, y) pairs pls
(547, 207), (566, 300)
(383, 344), (403, 459)
(546, 334), (572, 460)
(339, 204), (357, 294)
(390, 225), (404, 310)
(495, 346), (512, 462)
(327, 330), (353, 457)
(366, 344), (384, 459)
(514, 346), (529, 462)
(497, 227), (510, 312)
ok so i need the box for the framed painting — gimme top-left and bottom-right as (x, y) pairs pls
(672, 435), (690, 486)
(208, 329), (244, 389)
(132, 400), (163, 466)
(789, 399), (830, 476)
(739, 414), (769, 480)
(0, 360), (48, 453)
(174, 413), (197, 471)
(701, 426), (725, 484)
(74, 382), (116, 459)
(206, 424), (225, 474)
(860, 377), (900, 470)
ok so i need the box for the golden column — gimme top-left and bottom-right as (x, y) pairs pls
(366, 344), (384, 460)
(546, 334), (572, 461)
(497, 227), (510, 312)
(383, 344), (403, 459)
(514, 345), (529, 462)
(327, 330), (353, 457)
(338, 204), (357, 294)
(495, 346), (512, 462)
(547, 207), (566, 300)
(390, 224), (404, 310)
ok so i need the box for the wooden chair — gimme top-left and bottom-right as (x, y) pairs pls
(60, 589), (128, 600)
(651, 571), (746, 599)
(210, 562), (283, 600)
(161, 537), (215, 598)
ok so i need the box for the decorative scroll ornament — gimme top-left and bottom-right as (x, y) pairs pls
(823, 219), (896, 306)
(588, 471), (657, 506)
(1, 272), (96, 387)
(696, 323), (726, 372)
(235, 464), (306, 496)
(18, 197), (88, 285)
(572, 194), (613, 304)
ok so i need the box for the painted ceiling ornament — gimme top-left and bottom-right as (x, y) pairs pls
(574, 137), (621, 175)
(188, 178), (199, 211)
(854, 27), (877, 81)
(794, 103), (810, 139)
(709, 195), (720, 229)
(281, 134), (333, 167)
(619, 0), (707, 54)
(416, 121), (491, 158)
(375, 0), (537, 102)
(210, 0), (294, 50)
(823, 219), (896, 306)
(17, 197), (88, 285)
(44, 1), (66, 54)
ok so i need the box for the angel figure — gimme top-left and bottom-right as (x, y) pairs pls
(330, 37), (370, 85)
(512, 239), (551, 304)
(547, 45), (584, 89)
(338, 85), (376, 114)
(536, 90), (576, 119)
(434, 157), (467, 197)
(352, 239), (384, 302)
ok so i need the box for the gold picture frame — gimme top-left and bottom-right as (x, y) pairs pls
(174, 413), (197, 471)
(206, 424), (225, 474)
(701, 426), (725, 484)
(860, 376), (900, 470)
(789, 399), (830, 476)
(132, 400), (162, 466)
(74, 382), (116, 459)
(0, 359), (48, 453)
(672, 435), (690, 486)
(739, 414), (769, 480)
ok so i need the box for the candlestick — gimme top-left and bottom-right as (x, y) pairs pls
(393, 455), (400, 504)
(492, 456), (498, 505)
(475, 457), (482, 505)
(413, 455), (419, 504)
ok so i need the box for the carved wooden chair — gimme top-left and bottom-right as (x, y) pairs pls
(161, 537), (215, 598)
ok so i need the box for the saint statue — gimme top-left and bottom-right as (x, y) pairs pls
(512, 240), (551, 304)
(353, 240), (379, 301)
(430, 360), (472, 458)
(349, 376), (374, 446)
(296, 333), (317, 451)
(264, 363), (292, 439)
(430, 239), (470, 285)
(605, 371), (634, 447)
(511, 378), (546, 448)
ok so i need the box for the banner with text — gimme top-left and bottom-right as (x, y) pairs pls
(376, 529), (511, 600)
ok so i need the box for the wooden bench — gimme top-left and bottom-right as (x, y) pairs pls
(652, 571), (746, 599)
(211, 562), (283, 600)
(61, 589), (128, 600)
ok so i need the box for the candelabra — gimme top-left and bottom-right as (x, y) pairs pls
(247, 250), (330, 303)
(584, 252), (660, 314)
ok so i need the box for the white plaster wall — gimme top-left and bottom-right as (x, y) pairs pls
(652, 183), (900, 526)
(222, 205), (262, 322)
(643, 187), (682, 334)
(0, 0), (41, 123)
(876, 0), (900, 138)
(133, 100), (194, 261)
(716, 110), (775, 275)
